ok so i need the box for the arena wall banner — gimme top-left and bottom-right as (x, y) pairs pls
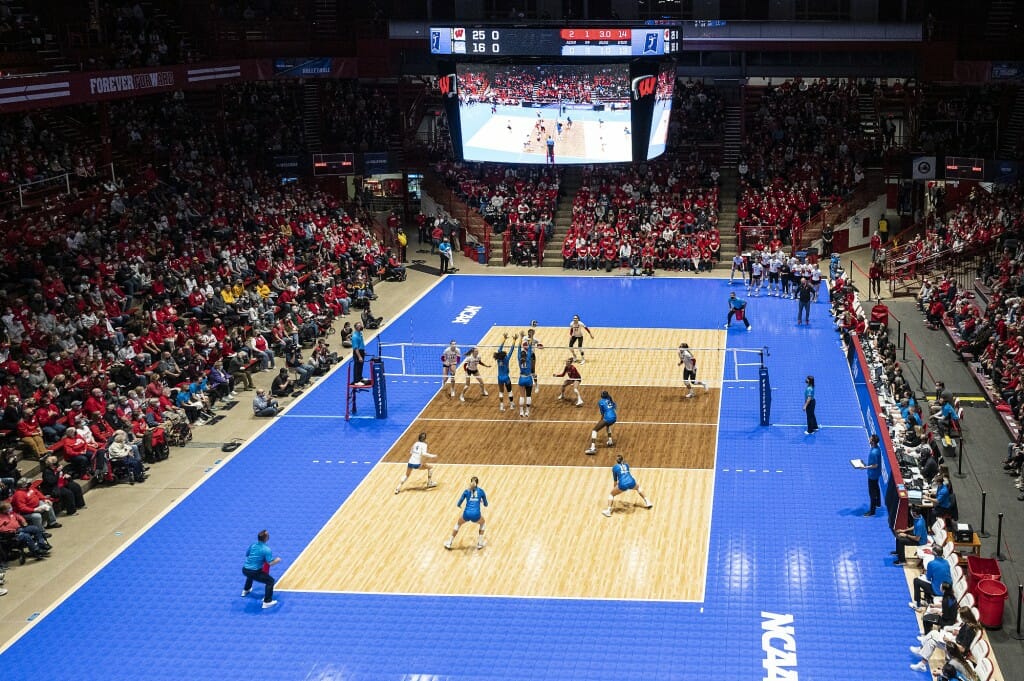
(0, 61), (257, 113)
(0, 57), (356, 114)
(256, 57), (358, 80)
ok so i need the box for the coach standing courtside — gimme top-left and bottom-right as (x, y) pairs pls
(863, 434), (882, 516)
(241, 529), (281, 609)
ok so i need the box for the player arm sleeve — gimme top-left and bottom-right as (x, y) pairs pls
(481, 490), (488, 506)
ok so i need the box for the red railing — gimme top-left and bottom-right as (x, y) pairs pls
(736, 225), (781, 252)
(537, 229), (546, 266)
(502, 229), (511, 266)
(420, 170), (493, 264)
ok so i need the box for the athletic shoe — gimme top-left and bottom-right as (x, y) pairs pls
(893, 559), (907, 565)
(0, 588), (6, 596)
(241, 589), (251, 597)
(747, 326), (753, 332)
(579, 359), (585, 364)
(524, 410), (530, 417)
(723, 323), (729, 329)
(601, 509), (612, 517)
(426, 481), (437, 488)
(703, 383), (709, 393)
(645, 501), (653, 509)
(449, 390), (455, 398)
(910, 661), (928, 672)
(916, 635), (926, 643)
(499, 404), (505, 412)
(459, 395), (465, 402)
(804, 430), (812, 435)
(519, 410), (525, 417)
(444, 539), (453, 550)
(575, 398), (584, 407)
(606, 439), (614, 447)
(909, 601), (921, 610)
(557, 394), (564, 400)
(685, 392), (695, 398)
(585, 447), (597, 455)
(46, 522), (61, 529)
(262, 600), (278, 609)
(477, 541), (486, 550)
(482, 391), (489, 397)
(910, 646), (922, 657)
(862, 511), (875, 517)
(394, 488), (401, 494)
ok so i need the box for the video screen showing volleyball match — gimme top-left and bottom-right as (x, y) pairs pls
(646, 62), (677, 160)
(456, 63), (633, 164)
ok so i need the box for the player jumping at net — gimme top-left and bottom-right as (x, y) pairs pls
(442, 340), (461, 398)
(494, 333), (515, 412)
(526, 323), (544, 392)
(602, 454), (653, 517)
(553, 356), (584, 406)
(444, 475), (488, 550)
(568, 315), (594, 364)
(460, 347), (490, 402)
(515, 337), (535, 418)
(395, 432), (437, 494)
(585, 390), (617, 455)
(678, 342), (708, 398)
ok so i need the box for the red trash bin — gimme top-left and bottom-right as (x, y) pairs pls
(967, 556), (1002, 597)
(976, 578), (1008, 629)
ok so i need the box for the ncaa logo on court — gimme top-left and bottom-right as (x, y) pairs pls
(631, 75), (657, 101)
(452, 305), (482, 324)
(761, 612), (798, 680)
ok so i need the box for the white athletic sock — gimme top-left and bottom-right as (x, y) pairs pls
(519, 397), (524, 407)
(526, 397), (532, 407)
(591, 430), (597, 440)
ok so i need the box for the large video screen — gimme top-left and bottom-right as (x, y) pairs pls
(646, 63), (677, 160)
(455, 63), (633, 164)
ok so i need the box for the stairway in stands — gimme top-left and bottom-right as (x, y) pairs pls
(857, 92), (879, 144)
(716, 167), (739, 269)
(998, 87), (1024, 158)
(303, 83), (322, 152)
(722, 104), (742, 166)
(531, 166), (583, 268)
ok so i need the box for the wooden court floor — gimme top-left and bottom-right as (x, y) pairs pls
(278, 327), (723, 602)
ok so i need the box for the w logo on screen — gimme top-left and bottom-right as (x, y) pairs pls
(631, 76), (657, 100)
(438, 73), (457, 98)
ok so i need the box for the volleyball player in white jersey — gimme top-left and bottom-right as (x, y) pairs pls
(748, 258), (763, 296)
(767, 256), (781, 296)
(677, 342), (708, 398)
(394, 432), (437, 494)
(568, 315), (594, 364)
(441, 340), (461, 398)
(729, 254), (746, 285)
(810, 264), (823, 302)
(459, 347), (490, 402)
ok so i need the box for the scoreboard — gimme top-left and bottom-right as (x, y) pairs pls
(429, 26), (681, 57)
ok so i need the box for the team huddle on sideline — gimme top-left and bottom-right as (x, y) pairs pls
(729, 251), (823, 300)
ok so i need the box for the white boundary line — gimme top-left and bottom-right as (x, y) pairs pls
(0, 274), (446, 655)
(698, 349), (726, 604)
(276, 586), (703, 604)
(361, 461), (717, 473)
(771, 423), (865, 429)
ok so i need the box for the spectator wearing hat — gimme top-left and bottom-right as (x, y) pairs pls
(40, 455), (85, 515)
(10, 478), (60, 529)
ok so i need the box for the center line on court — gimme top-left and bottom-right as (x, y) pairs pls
(417, 416), (719, 426)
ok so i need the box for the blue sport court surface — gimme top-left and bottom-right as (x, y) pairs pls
(0, 275), (923, 681)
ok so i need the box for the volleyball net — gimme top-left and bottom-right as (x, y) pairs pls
(376, 341), (768, 389)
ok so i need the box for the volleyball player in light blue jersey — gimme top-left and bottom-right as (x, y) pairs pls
(444, 476), (489, 550)
(585, 390), (617, 454)
(515, 338), (535, 418)
(493, 333), (515, 412)
(602, 455), (652, 517)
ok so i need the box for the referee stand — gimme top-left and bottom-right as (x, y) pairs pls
(345, 358), (388, 420)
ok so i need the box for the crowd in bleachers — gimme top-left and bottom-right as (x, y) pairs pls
(0, 113), (98, 190)
(0, 0), (45, 52)
(913, 86), (1003, 158)
(436, 161), (561, 265)
(669, 81), (725, 144)
(737, 79), (870, 244)
(0, 84), (403, 576)
(562, 155), (721, 274)
(321, 80), (396, 153)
